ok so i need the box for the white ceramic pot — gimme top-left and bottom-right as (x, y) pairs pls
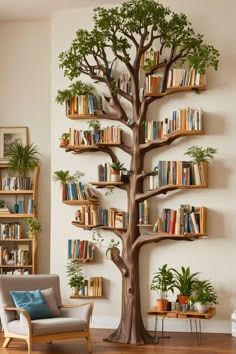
(196, 303), (210, 313)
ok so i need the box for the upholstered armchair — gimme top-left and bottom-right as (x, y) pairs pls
(0, 274), (93, 354)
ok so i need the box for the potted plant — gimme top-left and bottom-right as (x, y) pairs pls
(184, 146), (218, 163)
(8, 143), (40, 177)
(52, 170), (84, 200)
(110, 161), (125, 182)
(172, 266), (199, 305)
(151, 264), (175, 311)
(88, 120), (101, 144)
(60, 133), (70, 146)
(66, 261), (85, 296)
(25, 218), (42, 239)
(191, 279), (217, 313)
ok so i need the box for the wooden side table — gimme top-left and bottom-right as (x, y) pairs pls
(147, 307), (216, 344)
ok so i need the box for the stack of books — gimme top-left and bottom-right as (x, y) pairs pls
(68, 126), (122, 146)
(78, 277), (103, 297)
(0, 205), (11, 216)
(157, 161), (207, 186)
(62, 182), (97, 201)
(75, 205), (98, 226)
(68, 240), (94, 261)
(138, 201), (149, 224)
(1, 176), (32, 191)
(152, 205), (206, 235)
(98, 208), (128, 228)
(144, 107), (203, 142)
(167, 68), (206, 88)
(66, 95), (101, 115)
(0, 222), (22, 239)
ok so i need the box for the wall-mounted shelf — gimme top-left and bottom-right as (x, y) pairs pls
(70, 295), (105, 299)
(0, 190), (34, 195)
(63, 199), (99, 206)
(0, 213), (34, 218)
(90, 181), (124, 188)
(71, 221), (127, 231)
(145, 85), (206, 98)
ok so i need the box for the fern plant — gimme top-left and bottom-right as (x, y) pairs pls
(184, 146), (217, 163)
(8, 143), (40, 176)
(172, 266), (199, 296)
(56, 80), (95, 104)
(52, 170), (84, 185)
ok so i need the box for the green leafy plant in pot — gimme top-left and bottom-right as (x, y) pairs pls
(8, 143), (40, 177)
(172, 266), (199, 305)
(25, 218), (42, 239)
(151, 264), (175, 311)
(110, 161), (125, 182)
(66, 261), (85, 296)
(60, 132), (70, 146)
(190, 279), (217, 313)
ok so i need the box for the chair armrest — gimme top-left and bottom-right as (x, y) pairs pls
(4, 306), (32, 335)
(60, 302), (93, 325)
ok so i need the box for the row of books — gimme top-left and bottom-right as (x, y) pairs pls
(78, 277), (103, 297)
(1, 270), (30, 275)
(74, 207), (128, 228)
(152, 205), (205, 235)
(98, 208), (129, 228)
(0, 246), (30, 266)
(66, 95), (101, 115)
(68, 240), (94, 261)
(97, 163), (112, 181)
(68, 126), (122, 146)
(157, 161), (207, 186)
(139, 201), (149, 225)
(167, 68), (206, 88)
(1, 176), (32, 191)
(0, 198), (33, 215)
(62, 182), (97, 201)
(115, 74), (132, 94)
(144, 107), (203, 142)
(0, 222), (22, 240)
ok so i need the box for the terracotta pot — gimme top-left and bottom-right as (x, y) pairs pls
(156, 299), (168, 312)
(110, 169), (121, 182)
(177, 295), (189, 305)
(60, 138), (69, 146)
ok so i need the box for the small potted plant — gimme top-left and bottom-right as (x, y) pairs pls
(8, 143), (40, 177)
(88, 120), (101, 144)
(110, 161), (125, 182)
(66, 261), (85, 296)
(60, 132), (70, 146)
(151, 264), (175, 311)
(191, 279), (217, 313)
(172, 266), (199, 305)
(25, 218), (42, 239)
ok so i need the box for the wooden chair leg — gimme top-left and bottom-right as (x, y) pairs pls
(86, 331), (92, 353)
(2, 337), (12, 348)
(26, 336), (32, 354)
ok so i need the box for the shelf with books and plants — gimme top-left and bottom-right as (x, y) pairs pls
(71, 206), (128, 231)
(68, 239), (95, 263)
(70, 276), (104, 299)
(137, 201), (207, 241)
(0, 143), (41, 275)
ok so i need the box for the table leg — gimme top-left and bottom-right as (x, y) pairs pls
(190, 318), (193, 333)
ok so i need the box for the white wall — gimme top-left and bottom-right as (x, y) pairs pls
(51, 0), (236, 332)
(0, 21), (51, 273)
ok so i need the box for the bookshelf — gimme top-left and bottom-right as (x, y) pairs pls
(70, 276), (103, 299)
(0, 165), (39, 274)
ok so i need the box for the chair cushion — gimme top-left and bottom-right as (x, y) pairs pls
(10, 290), (53, 320)
(8, 317), (88, 336)
(41, 288), (61, 317)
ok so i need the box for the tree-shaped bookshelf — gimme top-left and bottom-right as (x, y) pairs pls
(57, 0), (219, 345)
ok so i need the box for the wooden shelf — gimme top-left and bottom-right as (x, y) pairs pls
(70, 295), (105, 299)
(137, 224), (153, 227)
(0, 213), (34, 218)
(145, 85), (206, 98)
(0, 190), (34, 195)
(0, 239), (33, 242)
(69, 258), (93, 263)
(63, 199), (99, 205)
(60, 144), (122, 150)
(72, 221), (127, 231)
(0, 265), (33, 268)
(145, 232), (207, 239)
(67, 111), (115, 121)
(90, 181), (124, 188)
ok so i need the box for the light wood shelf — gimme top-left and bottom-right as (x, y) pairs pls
(137, 224), (153, 227)
(90, 181), (124, 188)
(70, 295), (105, 299)
(0, 190), (34, 195)
(145, 85), (206, 97)
(60, 144), (122, 150)
(0, 239), (33, 242)
(0, 265), (33, 268)
(71, 221), (127, 231)
(0, 213), (34, 218)
(63, 199), (99, 206)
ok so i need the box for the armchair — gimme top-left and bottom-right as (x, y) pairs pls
(0, 274), (93, 354)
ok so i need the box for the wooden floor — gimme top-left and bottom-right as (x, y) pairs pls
(1, 329), (236, 354)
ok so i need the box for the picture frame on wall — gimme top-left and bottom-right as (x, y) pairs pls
(0, 127), (28, 163)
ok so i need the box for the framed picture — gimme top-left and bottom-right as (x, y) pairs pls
(0, 127), (28, 163)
